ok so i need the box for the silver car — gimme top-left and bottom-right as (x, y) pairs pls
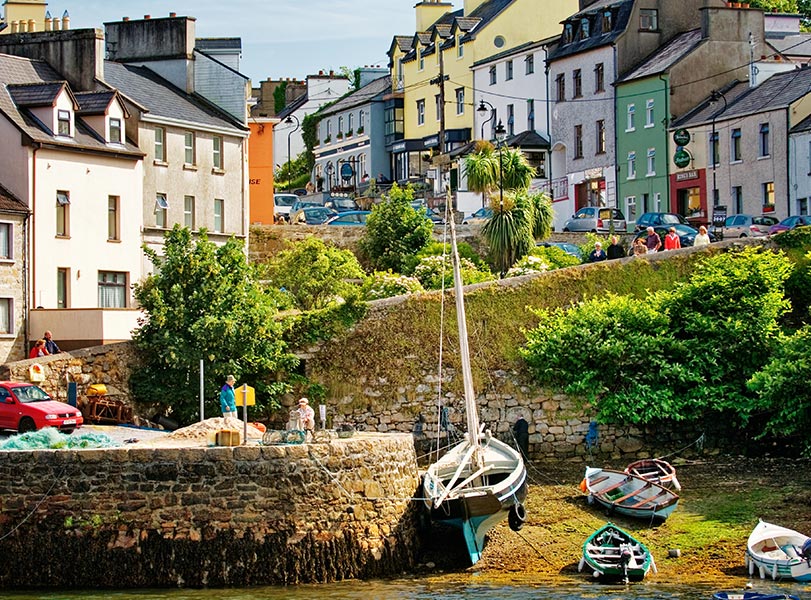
(722, 214), (778, 238)
(562, 207), (626, 233)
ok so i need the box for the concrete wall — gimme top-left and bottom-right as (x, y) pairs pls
(0, 434), (421, 587)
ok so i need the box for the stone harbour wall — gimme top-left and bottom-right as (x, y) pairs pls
(0, 434), (421, 589)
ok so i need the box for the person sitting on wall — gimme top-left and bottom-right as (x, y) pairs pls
(29, 339), (49, 359)
(43, 331), (61, 354)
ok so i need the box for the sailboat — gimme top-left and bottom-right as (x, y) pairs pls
(421, 203), (528, 565)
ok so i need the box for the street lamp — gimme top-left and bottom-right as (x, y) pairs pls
(325, 162), (334, 192)
(285, 115), (300, 193)
(477, 99), (496, 140)
(709, 90), (726, 208)
(494, 119), (507, 211)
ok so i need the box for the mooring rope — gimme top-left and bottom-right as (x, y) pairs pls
(0, 465), (66, 542)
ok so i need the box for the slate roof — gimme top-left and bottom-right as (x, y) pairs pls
(6, 82), (66, 107)
(459, 0), (516, 43)
(316, 76), (391, 117)
(74, 90), (117, 115)
(472, 37), (556, 68)
(276, 91), (308, 121)
(103, 61), (247, 132)
(0, 53), (142, 156)
(766, 33), (811, 58)
(0, 182), (28, 214)
(393, 36), (414, 53)
(506, 129), (550, 148)
(547, 0), (634, 62)
(196, 38), (242, 51)
(674, 67), (811, 128)
(618, 29), (703, 82)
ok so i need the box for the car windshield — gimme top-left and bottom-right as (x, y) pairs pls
(11, 385), (51, 403)
(754, 217), (778, 226)
(274, 195), (297, 207)
(661, 214), (686, 224)
(332, 198), (356, 209)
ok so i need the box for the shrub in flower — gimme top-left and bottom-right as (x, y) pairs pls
(413, 254), (495, 290)
(362, 271), (424, 300)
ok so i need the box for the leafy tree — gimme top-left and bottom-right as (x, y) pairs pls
(274, 153), (309, 191)
(359, 183), (433, 272)
(482, 192), (535, 274)
(273, 81), (288, 115)
(265, 237), (365, 311)
(300, 112), (320, 175)
(131, 227), (294, 424)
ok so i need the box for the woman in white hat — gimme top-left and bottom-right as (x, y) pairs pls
(296, 397), (315, 432)
(220, 375), (237, 419)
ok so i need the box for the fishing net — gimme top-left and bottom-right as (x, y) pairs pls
(0, 428), (119, 450)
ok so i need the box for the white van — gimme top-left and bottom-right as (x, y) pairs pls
(273, 194), (298, 221)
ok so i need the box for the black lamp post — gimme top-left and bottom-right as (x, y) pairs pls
(494, 119), (507, 211)
(285, 115), (300, 193)
(477, 99), (496, 140)
(709, 90), (726, 208)
(325, 162), (334, 192)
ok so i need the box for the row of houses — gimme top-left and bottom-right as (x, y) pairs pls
(285, 0), (811, 231)
(0, 2), (270, 362)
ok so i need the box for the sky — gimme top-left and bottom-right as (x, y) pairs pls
(59, 0), (463, 84)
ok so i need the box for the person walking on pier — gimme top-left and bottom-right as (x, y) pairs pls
(220, 375), (237, 419)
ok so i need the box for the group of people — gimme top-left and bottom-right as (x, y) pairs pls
(588, 225), (711, 263)
(219, 374), (315, 433)
(28, 331), (61, 358)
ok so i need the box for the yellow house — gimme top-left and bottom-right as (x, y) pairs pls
(386, 0), (578, 186)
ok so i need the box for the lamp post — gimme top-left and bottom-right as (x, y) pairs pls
(284, 115), (300, 193)
(709, 90), (726, 208)
(325, 162), (334, 193)
(494, 119), (507, 211)
(477, 99), (496, 140)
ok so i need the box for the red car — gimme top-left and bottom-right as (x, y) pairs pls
(768, 215), (811, 235)
(0, 381), (83, 434)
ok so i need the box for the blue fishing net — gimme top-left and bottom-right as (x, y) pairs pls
(0, 428), (119, 450)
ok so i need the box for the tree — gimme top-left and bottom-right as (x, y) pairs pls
(130, 226), (294, 424)
(359, 183), (433, 272)
(265, 237), (365, 311)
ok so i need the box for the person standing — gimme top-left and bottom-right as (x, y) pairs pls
(220, 375), (237, 419)
(645, 227), (662, 252)
(631, 237), (648, 256)
(606, 236), (625, 260)
(588, 241), (607, 262)
(43, 331), (60, 355)
(664, 227), (682, 250)
(694, 225), (711, 247)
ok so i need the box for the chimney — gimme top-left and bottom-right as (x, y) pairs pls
(44, 11), (52, 31)
(144, 15), (151, 19)
(28, 19), (36, 32)
(415, 0), (453, 31)
(169, 12), (177, 17)
(61, 10), (69, 30)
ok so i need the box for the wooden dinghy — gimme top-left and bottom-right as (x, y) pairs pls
(624, 458), (681, 491)
(713, 592), (801, 600)
(578, 522), (656, 583)
(745, 519), (811, 582)
(581, 466), (679, 521)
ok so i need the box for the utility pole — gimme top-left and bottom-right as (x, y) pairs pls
(430, 44), (451, 205)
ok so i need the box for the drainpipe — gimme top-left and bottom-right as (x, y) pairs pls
(27, 145), (39, 352)
(786, 107), (791, 217)
(659, 73), (670, 211)
(543, 45), (552, 196)
(613, 44), (619, 209)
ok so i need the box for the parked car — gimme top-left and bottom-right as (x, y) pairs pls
(632, 224), (716, 248)
(325, 210), (370, 226)
(0, 382), (83, 434)
(290, 206), (337, 225)
(721, 214), (778, 238)
(462, 206), (493, 225)
(409, 200), (445, 224)
(633, 212), (690, 231)
(536, 241), (584, 261)
(290, 199), (323, 213)
(768, 215), (811, 235)
(325, 196), (359, 212)
(562, 207), (626, 233)
(273, 194), (299, 221)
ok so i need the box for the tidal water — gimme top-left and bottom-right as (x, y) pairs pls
(0, 576), (807, 600)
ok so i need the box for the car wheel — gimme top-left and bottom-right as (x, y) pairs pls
(63, 428), (75, 435)
(563, 228), (570, 232)
(18, 417), (36, 434)
(740, 234), (747, 238)
(590, 229), (597, 233)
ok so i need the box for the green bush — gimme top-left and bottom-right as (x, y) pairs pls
(362, 271), (424, 300)
(413, 254), (495, 290)
(404, 241), (488, 274)
(506, 245), (581, 277)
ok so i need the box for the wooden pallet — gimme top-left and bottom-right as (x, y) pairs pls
(85, 396), (133, 424)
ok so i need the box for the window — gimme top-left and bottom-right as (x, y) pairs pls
(626, 104), (635, 131)
(348, 113), (354, 134)
(489, 65), (497, 85)
(731, 128), (742, 162)
(573, 69), (582, 98)
(759, 123), (770, 157)
(507, 104), (515, 136)
(417, 99), (425, 125)
(57, 268), (68, 309)
(358, 153), (366, 178)
(457, 35), (464, 58)
(596, 120), (606, 154)
(56, 191), (70, 237)
(184, 196), (195, 229)
(800, 197), (809, 215)
(359, 109), (365, 131)
(338, 116), (344, 135)
(214, 198), (224, 233)
(710, 131), (720, 166)
(0, 298), (12, 334)
(98, 271), (127, 308)
(213, 136), (223, 169)
(625, 196), (636, 222)
(435, 94), (441, 121)
(109, 118), (122, 143)
(580, 18), (590, 39)
(326, 120), (332, 139)
(639, 8), (658, 31)
(763, 181), (775, 207)
(603, 10), (613, 32)
(556, 73), (565, 102)
(506, 60), (514, 81)
(525, 54), (534, 75)
(527, 99), (535, 131)
(418, 48), (424, 71)
(594, 63), (604, 92)
(647, 147), (656, 176)
(732, 186), (743, 214)
(627, 151), (637, 179)
(57, 109), (70, 136)
(564, 23), (573, 43)
(456, 88), (465, 115)
(184, 131), (196, 165)
(645, 99), (655, 127)
(574, 124), (583, 159)
(0, 223), (11, 260)
(155, 193), (168, 228)
(107, 196), (119, 241)
(154, 126), (165, 162)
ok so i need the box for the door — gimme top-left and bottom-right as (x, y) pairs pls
(0, 387), (15, 430)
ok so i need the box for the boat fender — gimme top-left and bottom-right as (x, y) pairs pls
(771, 561), (778, 580)
(508, 502), (527, 532)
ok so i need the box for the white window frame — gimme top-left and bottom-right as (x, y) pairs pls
(57, 109), (71, 136)
(417, 99), (426, 126)
(213, 136), (223, 170)
(625, 196), (636, 223)
(184, 195), (195, 229)
(647, 148), (656, 176)
(626, 104), (635, 132)
(109, 117), (122, 143)
(184, 131), (196, 165)
(154, 126), (165, 162)
(214, 198), (224, 233)
(155, 193), (168, 228)
(107, 196), (119, 241)
(56, 191), (70, 237)
(645, 99), (655, 128)
(0, 298), (13, 335)
(456, 88), (465, 115)
(457, 36), (464, 58)
(627, 151), (637, 179)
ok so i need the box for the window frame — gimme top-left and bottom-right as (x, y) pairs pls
(646, 147), (656, 176)
(56, 191), (70, 237)
(455, 88), (465, 115)
(525, 54), (534, 75)
(645, 99), (655, 128)
(574, 124), (583, 159)
(109, 117), (122, 143)
(639, 8), (659, 31)
(596, 119), (606, 154)
(556, 73), (566, 102)
(731, 128), (742, 162)
(0, 222), (13, 260)
(214, 198), (225, 233)
(154, 126), (166, 162)
(505, 59), (514, 81)
(594, 63), (605, 93)
(57, 268), (68, 309)
(155, 193), (168, 228)
(626, 104), (635, 132)
(627, 151), (637, 179)
(57, 109), (71, 136)
(107, 195), (120, 241)
(489, 65), (497, 86)
(759, 123), (770, 157)
(573, 69), (582, 98)
(213, 135), (223, 170)
(184, 195), (195, 229)
(97, 271), (128, 309)
(0, 298), (13, 335)
(763, 181), (775, 207)
(417, 99), (426, 126)
(527, 99), (535, 132)
(184, 131), (196, 165)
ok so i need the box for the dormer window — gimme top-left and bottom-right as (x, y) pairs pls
(580, 18), (590, 40)
(639, 9), (658, 31)
(564, 23), (573, 43)
(418, 48), (424, 71)
(109, 118), (122, 143)
(57, 109), (70, 136)
(603, 10), (613, 32)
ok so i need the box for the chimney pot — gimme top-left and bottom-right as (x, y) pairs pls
(170, 12), (177, 17)
(123, 16), (129, 21)
(144, 14), (151, 19)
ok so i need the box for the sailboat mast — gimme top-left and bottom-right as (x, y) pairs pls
(447, 212), (481, 450)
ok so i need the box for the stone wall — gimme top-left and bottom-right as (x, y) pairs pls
(0, 434), (421, 588)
